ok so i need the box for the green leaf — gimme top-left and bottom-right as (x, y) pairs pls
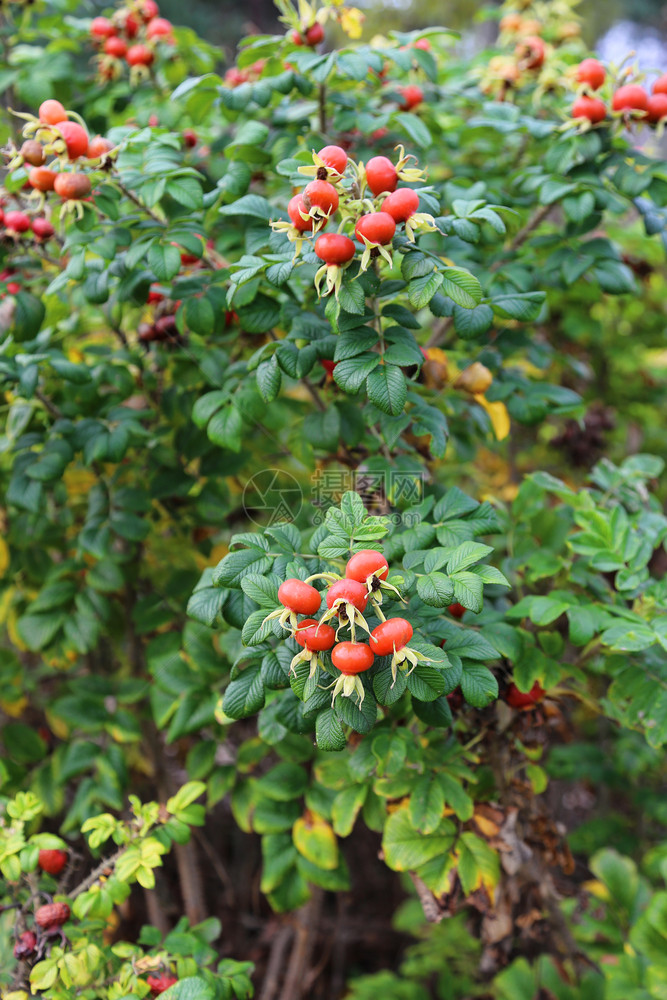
(409, 775), (445, 834)
(440, 267), (482, 308)
(416, 572), (454, 607)
(257, 355), (282, 402)
(222, 663), (265, 719)
(148, 242), (182, 281)
(491, 292), (545, 321)
(366, 365), (407, 415)
(460, 664), (498, 708)
(406, 664), (446, 702)
(394, 111), (432, 148)
(382, 807), (455, 871)
(408, 271), (443, 308)
(316, 708), (347, 751)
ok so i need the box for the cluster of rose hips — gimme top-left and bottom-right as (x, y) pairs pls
(5, 100), (114, 227)
(138, 287), (184, 346)
(483, 17), (547, 97)
(224, 59), (266, 88)
(571, 60), (667, 127)
(12, 849), (70, 962)
(271, 143), (434, 297)
(89, 0), (174, 83)
(265, 549), (432, 705)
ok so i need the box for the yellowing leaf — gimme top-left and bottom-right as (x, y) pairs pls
(456, 831), (500, 901)
(0, 696), (28, 718)
(472, 810), (501, 838)
(583, 878), (610, 901)
(475, 395), (510, 441)
(340, 6), (365, 38)
(0, 537), (9, 578)
(293, 813), (339, 870)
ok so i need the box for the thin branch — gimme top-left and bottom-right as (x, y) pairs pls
(70, 847), (126, 899)
(34, 389), (63, 420)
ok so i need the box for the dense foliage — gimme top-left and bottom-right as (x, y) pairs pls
(2, 0), (667, 997)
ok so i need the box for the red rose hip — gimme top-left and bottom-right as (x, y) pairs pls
(295, 618), (336, 651)
(331, 642), (374, 674)
(345, 550), (389, 583)
(370, 617), (413, 656)
(314, 234), (355, 265)
(38, 848), (68, 875)
(382, 188), (420, 222)
(278, 579), (322, 615)
(365, 156), (398, 196)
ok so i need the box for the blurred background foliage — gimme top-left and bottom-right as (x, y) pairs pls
(86, 0), (667, 63)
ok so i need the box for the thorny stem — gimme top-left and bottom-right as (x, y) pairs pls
(69, 847), (126, 899)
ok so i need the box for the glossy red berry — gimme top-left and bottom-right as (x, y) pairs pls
(314, 233), (356, 265)
(320, 359), (337, 375)
(295, 618), (336, 651)
(318, 144), (347, 174)
(124, 12), (141, 36)
(413, 38), (431, 51)
(331, 642), (374, 674)
(87, 135), (113, 159)
(448, 602), (467, 619)
(612, 85), (648, 114)
(126, 44), (154, 66)
(370, 618), (413, 656)
(35, 902), (70, 929)
(355, 211), (396, 246)
(141, 0), (160, 20)
(6, 281), (21, 294)
(38, 849), (68, 874)
(365, 156), (398, 196)
(104, 36), (127, 57)
(90, 16), (116, 39)
(146, 17), (174, 40)
(382, 188), (419, 223)
(506, 681), (545, 709)
(291, 29), (304, 45)
(515, 35), (545, 69)
(14, 930), (37, 959)
(345, 550), (389, 583)
(326, 579), (369, 613)
(576, 58), (605, 90)
(54, 121), (89, 159)
(278, 579), (322, 615)
(287, 195), (313, 232)
(303, 179), (339, 216)
(183, 129), (198, 148)
(398, 84), (423, 110)
(647, 93), (667, 123)
(4, 211), (31, 233)
(572, 96), (606, 123)
(653, 74), (667, 95)
(147, 973), (179, 996)
(39, 100), (67, 126)
(32, 218), (55, 239)
(305, 22), (324, 45)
